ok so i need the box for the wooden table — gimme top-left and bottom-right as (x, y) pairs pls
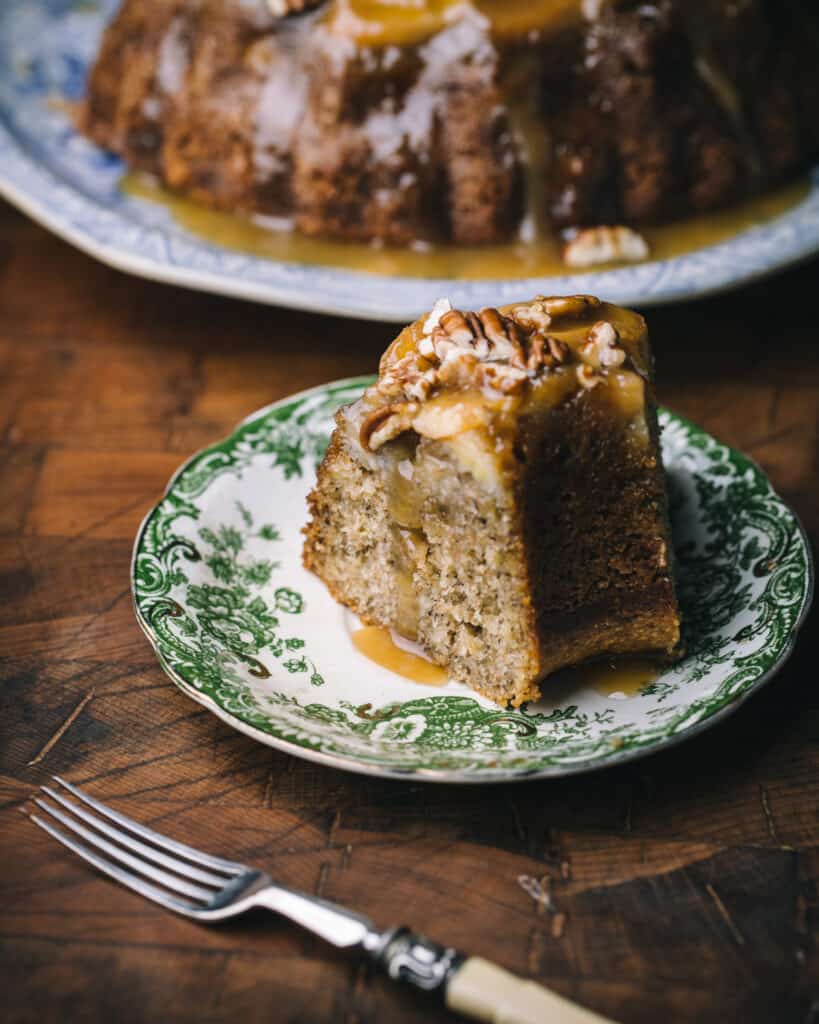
(1, 198), (817, 1024)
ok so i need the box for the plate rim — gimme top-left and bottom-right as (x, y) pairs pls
(130, 377), (815, 784)
(3, 128), (818, 322)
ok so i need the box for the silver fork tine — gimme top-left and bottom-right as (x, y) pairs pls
(34, 798), (215, 901)
(40, 786), (228, 888)
(52, 776), (243, 875)
(30, 813), (200, 916)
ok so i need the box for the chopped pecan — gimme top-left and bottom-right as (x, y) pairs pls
(404, 368), (440, 402)
(422, 298), (453, 335)
(429, 331), (460, 363)
(526, 334), (571, 372)
(579, 320), (626, 370)
(476, 362), (528, 396)
(359, 402), (418, 451)
(511, 298), (552, 333)
(436, 350), (480, 389)
(541, 295), (601, 319)
(377, 353), (425, 399)
(429, 309), (482, 362)
(576, 364), (602, 390)
(563, 227), (649, 268)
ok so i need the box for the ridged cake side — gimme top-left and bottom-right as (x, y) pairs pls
(81, 0), (819, 247)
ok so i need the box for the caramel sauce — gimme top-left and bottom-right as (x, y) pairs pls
(121, 173), (809, 282)
(600, 370), (645, 420)
(526, 367), (584, 410)
(352, 625), (448, 684)
(550, 656), (661, 698)
(325, 0), (583, 46)
(390, 524), (427, 638)
(386, 455), (424, 529)
(353, 626), (659, 696)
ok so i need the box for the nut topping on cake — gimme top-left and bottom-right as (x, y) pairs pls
(510, 298), (552, 333)
(437, 309), (476, 347)
(539, 295), (601, 319)
(403, 367), (440, 403)
(576, 364), (603, 390)
(476, 308), (526, 365)
(475, 362), (529, 395)
(362, 295), (647, 442)
(527, 334), (570, 372)
(580, 321), (627, 369)
(423, 307), (526, 367)
(422, 298), (453, 335)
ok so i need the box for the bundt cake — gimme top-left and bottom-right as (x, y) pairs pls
(302, 295), (682, 707)
(81, 0), (819, 251)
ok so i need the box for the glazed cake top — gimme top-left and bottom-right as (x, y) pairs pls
(348, 294), (651, 456)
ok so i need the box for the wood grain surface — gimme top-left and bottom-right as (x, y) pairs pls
(0, 199), (817, 1024)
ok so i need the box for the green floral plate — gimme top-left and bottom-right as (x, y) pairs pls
(132, 378), (813, 783)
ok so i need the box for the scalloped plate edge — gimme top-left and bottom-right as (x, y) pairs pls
(129, 379), (815, 783)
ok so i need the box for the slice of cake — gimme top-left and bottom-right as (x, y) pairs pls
(303, 295), (682, 706)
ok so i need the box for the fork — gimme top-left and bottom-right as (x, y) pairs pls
(29, 777), (614, 1024)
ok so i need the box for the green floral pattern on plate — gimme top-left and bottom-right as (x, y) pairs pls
(132, 378), (813, 782)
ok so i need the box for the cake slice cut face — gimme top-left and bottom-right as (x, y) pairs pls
(303, 295), (682, 706)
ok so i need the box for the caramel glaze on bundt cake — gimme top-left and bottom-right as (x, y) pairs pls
(303, 295), (682, 707)
(81, 0), (819, 248)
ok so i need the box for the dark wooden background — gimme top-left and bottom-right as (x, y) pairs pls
(1, 199), (817, 1023)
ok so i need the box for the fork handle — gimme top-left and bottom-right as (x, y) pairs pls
(446, 957), (615, 1024)
(374, 928), (617, 1024)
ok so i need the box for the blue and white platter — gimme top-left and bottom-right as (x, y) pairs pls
(2, 0), (819, 323)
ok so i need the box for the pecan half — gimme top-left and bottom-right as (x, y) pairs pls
(438, 309), (475, 346)
(427, 306), (527, 367)
(476, 362), (529, 396)
(563, 227), (649, 268)
(359, 402), (418, 451)
(429, 309), (482, 362)
(527, 333), (571, 372)
(478, 308), (526, 366)
(579, 320), (626, 370)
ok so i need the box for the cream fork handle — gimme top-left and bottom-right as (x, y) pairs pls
(446, 957), (617, 1024)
